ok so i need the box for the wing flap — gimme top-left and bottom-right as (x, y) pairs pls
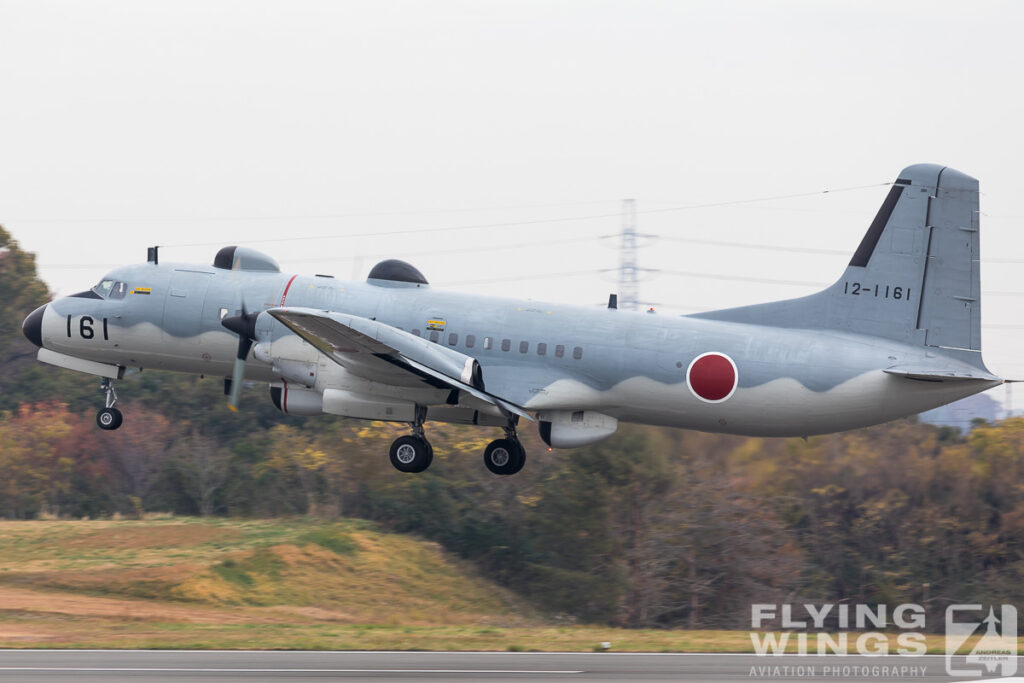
(267, 307), (533, 421)
(400, 356), (534, 422)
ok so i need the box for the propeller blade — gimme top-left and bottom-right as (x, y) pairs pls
(222, 308), (259, 411)
(227, 355), (246, 411)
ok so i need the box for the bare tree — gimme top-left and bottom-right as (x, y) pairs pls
(176, 430), (230, 516)
(104, 408), (176, 516)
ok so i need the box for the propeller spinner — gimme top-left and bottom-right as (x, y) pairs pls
(221, 306), (261, 410)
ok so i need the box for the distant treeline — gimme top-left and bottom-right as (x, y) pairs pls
(2, 225), (1022, 630)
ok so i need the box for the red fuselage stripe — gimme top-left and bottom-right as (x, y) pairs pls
(280, 274), (298, 306)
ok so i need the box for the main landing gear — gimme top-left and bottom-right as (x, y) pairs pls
(483, 422), (526, 476)
(96, 378), (123, 431)
(389, 434), (434, 473)
(386, 410), (527, 476)
(389, 407), (434, 473)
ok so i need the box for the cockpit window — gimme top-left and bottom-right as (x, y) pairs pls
(93, 279), (115, 298)
(92, 279), (128, 299)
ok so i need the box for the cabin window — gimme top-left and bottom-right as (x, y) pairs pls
(555, 344), (565, 358)
(519, 341), (529, 354)
(537, 342), (547, 356)
(573, 346), (583, 360)
(483, 336), (493, 350)
(448, 333), (458, 346)
(466, 334), (476, 349)
(429, 330), (440, 343)
(501, 339), (511, 352)
(110, 282), (128, 300)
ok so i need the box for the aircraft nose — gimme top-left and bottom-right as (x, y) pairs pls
(22, 304), (46, 348)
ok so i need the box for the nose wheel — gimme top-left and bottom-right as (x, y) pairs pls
(96, 378), (123, 431)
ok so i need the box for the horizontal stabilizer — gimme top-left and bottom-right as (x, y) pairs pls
(884, 366), (1002, 382)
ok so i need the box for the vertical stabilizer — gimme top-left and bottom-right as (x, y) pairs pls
(693, 164), (986, 369)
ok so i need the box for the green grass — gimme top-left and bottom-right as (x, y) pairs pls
(211, 559), (255, 587)
(298, 528), (357, 555)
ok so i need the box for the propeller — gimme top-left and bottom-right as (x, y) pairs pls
(221, 303), (261, 411)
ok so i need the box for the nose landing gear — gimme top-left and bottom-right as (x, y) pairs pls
(96, 378), (123, 431)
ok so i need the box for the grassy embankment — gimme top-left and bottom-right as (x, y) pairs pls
(0, 517), (1012, 652)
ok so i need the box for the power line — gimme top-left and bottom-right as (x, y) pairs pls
(37, 240), (1024, 295)
(659, 269), (826, 287)
(1, 198), (623, 224)
(49, 182), (879, 248)
(163, 182), (891, 247)
(435, 270), (596, 287)
(38, 236), (598, 270)
(28, 177), (1024, 294)
(658, 236), (847, 256)
(6, 182), (888, 231)
(436, 267), (1024, 298)
(281, 236), (586, 265)
(41, 239), (1022, 269)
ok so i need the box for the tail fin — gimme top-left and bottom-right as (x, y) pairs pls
(693, 164), (986, 369)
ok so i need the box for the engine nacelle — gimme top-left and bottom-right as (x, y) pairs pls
(254, 344), (318, 387)
(269, 382), (324, 416)
(427, 405), (507, 426)
(538, 410), (619, 449)
(322, 388), (416, 422)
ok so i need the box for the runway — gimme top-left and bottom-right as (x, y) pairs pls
(0, 650), (1019, 682)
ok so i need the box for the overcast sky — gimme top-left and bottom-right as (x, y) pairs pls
(2, 1), (1022, 409)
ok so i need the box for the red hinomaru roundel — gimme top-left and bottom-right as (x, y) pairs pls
(686, 352), (738, 403)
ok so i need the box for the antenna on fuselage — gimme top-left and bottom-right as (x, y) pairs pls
(147, 246), (159, 265)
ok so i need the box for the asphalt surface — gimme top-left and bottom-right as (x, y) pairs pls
(0, 650), (1019, 682)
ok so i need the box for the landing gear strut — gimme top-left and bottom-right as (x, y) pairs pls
(96, 378), (123, 431)
(483, 421), (526, 475)
(388, 406), (433, 473)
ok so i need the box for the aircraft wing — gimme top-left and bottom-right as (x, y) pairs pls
(266, 307), (533, 421)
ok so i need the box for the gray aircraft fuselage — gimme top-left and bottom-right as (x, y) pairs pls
(22, 163), (1004, 454)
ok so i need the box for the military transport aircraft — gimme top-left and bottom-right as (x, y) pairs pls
(22, 164), (1003, 475)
